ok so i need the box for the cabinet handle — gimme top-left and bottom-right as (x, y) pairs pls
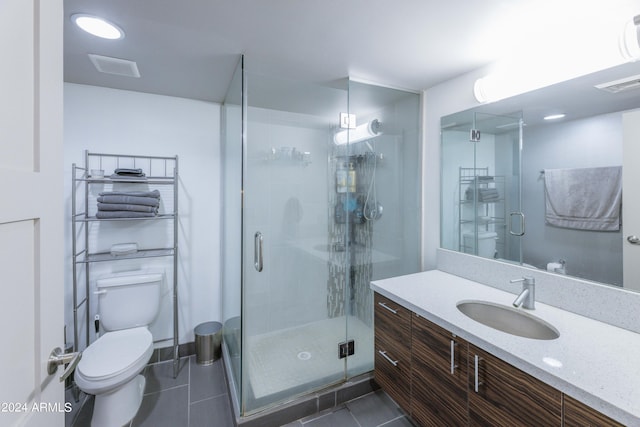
(378, 350), (398, 367)
(474, 354), (484, 392)
(450, 340), (458, 374)
(377, 302), (398, 314)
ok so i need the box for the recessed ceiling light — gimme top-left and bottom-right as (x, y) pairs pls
(72, 14), (124, 40)
(543, 114), (566, 121)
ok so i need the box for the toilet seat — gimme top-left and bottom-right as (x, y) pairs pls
(75, 327), (153, 395)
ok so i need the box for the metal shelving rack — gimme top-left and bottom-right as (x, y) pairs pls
(458, 167), (506, 256)
(71, 150), (180, 377)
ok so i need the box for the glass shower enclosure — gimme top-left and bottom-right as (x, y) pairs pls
(222, 56), (421, 416)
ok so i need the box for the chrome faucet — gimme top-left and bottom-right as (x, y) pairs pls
(510, 276), (535, 309)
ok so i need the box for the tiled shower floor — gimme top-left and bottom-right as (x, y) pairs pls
(247, 316), (373, 402)
(66, 354), (413, 427)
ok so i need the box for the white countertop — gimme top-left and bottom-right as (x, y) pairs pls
(371, 269), (640, 426)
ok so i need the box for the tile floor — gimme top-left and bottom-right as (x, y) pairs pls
(66, 355), (413, 427)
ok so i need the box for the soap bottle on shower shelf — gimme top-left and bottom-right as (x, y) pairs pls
(347, 162), (356, 193)
(336, 162), (348, 193)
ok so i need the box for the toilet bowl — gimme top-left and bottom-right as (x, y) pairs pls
(75, 272), (163, 427)
(75, 327), (153, 427)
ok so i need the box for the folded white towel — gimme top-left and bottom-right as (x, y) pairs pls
(544, 166), (622, 231)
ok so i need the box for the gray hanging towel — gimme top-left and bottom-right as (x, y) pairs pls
(544, 166), (622, 231)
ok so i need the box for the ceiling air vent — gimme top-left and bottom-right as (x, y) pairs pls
(88, 54), (140, 78)
(594, 74), (640, 94)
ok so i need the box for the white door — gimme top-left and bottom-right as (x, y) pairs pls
(0, 1), (65, 426)
(622, 109), (640, 292)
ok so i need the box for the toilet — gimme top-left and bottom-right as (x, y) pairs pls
(463, 231), (498, 258)
(75, 271), (163, 427)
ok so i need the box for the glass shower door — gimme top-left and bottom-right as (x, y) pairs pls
(441, 111), (523, 263)
(241, 74), (350, 414)
(223, 66), (422, 417)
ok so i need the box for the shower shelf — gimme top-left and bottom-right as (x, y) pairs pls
(71, 150), (181, 379)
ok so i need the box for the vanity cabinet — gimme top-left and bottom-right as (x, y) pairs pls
(563, 395), (625, 427)
(468, 344), (562, 426)
(373, 292), (626, 426)
(411, 313), (468, 426)
(373, 293), (412, 413)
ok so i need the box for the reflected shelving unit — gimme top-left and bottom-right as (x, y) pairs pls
(458, 167), (506, 257)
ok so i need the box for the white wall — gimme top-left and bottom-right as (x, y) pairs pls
(522, 112), (623, 284)
(422, 66), (490, 269)
(63, 83), (221, 346)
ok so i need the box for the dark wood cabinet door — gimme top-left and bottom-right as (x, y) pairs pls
(374, 292), (412, 412)
(411, 314), (468, 427)
(564, 395), (625, 427)
(468, 344), (561, 427)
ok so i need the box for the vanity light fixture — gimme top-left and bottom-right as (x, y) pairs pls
(543, 114), (566, 121)
(72, 14), (124, 40)
(474, 13), (640, 104)
(619, 15), (640, 61)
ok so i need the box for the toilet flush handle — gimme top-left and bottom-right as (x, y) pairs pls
(47, 347), (82, 382)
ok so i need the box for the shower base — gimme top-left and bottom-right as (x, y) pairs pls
(245, 315), (373, 411)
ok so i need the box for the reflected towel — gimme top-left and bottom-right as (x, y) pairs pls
(97, 194), (160, 207)
(544, 166), (622, 231)
(113, 168), (145, 176)
(96, 211), (157, 219)
(99, 190), (160, 198)
(97, 203), (158, 213)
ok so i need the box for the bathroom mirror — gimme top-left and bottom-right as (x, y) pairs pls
(441, 60), (640, 291)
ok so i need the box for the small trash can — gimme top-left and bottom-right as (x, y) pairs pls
(194, 321), (222, 365)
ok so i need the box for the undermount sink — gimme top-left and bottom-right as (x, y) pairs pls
(457, 300), (560, 340)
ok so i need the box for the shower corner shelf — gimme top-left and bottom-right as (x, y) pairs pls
(71, 150), (180, 377)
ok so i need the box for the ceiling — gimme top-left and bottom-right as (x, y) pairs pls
(62, 0), (592, 103)
(64, 0), (640, 124)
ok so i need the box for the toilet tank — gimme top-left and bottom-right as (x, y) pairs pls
(96, 271), (164, 332)
(463, 231), (497, 258)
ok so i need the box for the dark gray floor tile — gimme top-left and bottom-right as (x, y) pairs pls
(143, 357), (189, 394)
(280, 421), (303, 427)
(240, 398), (318, 427)
(346, 390), (405, 427)
(379, 416), (416, 427)
(132, 384), (189, 427)
(69, 394), (94, 427)
(190, 356), (227, 403)
(303, 408), (359, 427)
(189, 394), (235, 427)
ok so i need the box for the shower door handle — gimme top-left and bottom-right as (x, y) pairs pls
(509, 212), (525, 236)
(254, 231), (264, 272)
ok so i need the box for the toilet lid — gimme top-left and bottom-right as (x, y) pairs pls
(77, 327), (152, 380)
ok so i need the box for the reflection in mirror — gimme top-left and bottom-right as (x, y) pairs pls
(441, 61), (640, 291)
(440, 112), (523, 266)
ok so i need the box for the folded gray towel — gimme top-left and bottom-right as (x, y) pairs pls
(96, 211), (157, 219)
(97, 194), (160, 207)
(114, 168), (145, 176)
(97, 203), (158, 213)
(109, 174), (148, 181)
(99, 190), (160, 198)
